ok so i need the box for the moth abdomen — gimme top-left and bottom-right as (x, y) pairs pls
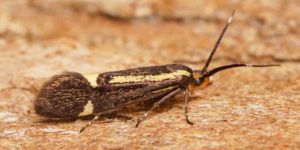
(34, 72), (95, 118)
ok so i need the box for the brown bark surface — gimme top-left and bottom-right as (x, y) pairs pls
(0, 0), (299, 149)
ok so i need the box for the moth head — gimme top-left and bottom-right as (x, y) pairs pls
(34, 72), (94, 118)
(192, 70), (210, 88)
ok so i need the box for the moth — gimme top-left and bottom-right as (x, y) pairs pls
(34, 11), (278, 132)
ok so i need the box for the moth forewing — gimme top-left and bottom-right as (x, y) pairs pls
(34, 72), (94, 118)
(90, 64), (193, 114)
(96, 64), (193, 87)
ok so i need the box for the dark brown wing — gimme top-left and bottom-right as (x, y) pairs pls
(92, 64), (193, 114)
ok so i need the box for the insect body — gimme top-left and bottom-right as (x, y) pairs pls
(34, 11), (279, 131)
(35, 65), (194, 124)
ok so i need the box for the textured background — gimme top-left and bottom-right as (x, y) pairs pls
(0, 0), (299, 149)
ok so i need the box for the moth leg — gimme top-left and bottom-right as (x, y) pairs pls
(135, 88), (182, 128)
(184, 88), (194, 125)
(79, 115), (100, 133)
(110, 112), (134, 120)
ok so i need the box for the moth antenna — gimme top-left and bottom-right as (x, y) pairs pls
(201, 10), (235, 72)
(203, 63), (280, 78)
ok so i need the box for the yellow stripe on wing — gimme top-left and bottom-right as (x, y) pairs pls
(109, 70), (191, 83)
(78, 100), (94, 116)
(82, 73), (98, 87)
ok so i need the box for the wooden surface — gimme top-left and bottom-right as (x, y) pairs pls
(0, 0), (299, 149)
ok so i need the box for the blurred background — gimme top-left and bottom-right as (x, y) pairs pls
(0, 0), (299, 149)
